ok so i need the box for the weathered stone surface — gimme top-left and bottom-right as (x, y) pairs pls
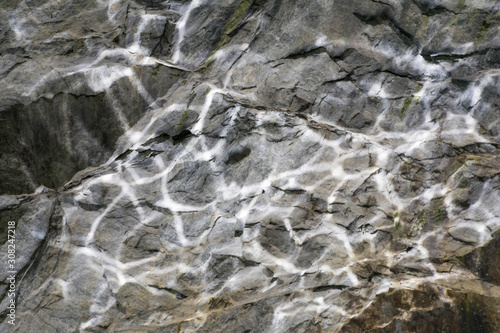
(1, 0), (500, 332)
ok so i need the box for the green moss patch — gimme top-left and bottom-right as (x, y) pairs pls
(224, 0), (253, 37)
(476, 20), (490, 47)
(179, 109), (190, 127)
(399, 85), (422, 119)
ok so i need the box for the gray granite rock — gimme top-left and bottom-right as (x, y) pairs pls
(1, 0), (500, 332)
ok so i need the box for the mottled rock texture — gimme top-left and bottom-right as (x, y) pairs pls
(1, 0), (500, 332)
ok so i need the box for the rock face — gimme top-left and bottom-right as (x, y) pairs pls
(1, 0), (500, 331)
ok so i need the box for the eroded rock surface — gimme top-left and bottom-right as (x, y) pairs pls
(1, 0), (500, 332)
